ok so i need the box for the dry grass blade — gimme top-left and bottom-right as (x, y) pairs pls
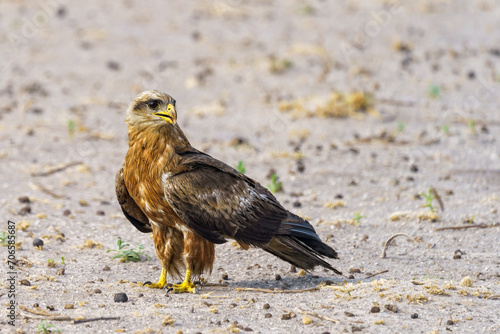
(434, 223), (499, 231)
(19, 305), (61, 317)
(296, 308), (339, 323)
(31, 161), (83, 177)
(381, 233), (415, 258)
(429, 187), (444, 211)
(365, 270), (389, 279)
(30, 182), (67, 199)
(235, 287), (320, 293)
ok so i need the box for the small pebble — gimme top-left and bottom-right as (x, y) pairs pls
(33, 238), (44, 248)
(243, 327), (253, 332)
(293, 201), (302, 208)
(96, 210), (105, 216)
(348, 275), (355, 279)
(324, 280), (333, 286)
(264, 313), (272, 318)
(103, 265), (110, 271)
(33, 303), (39, 308)
(410, 164), (419, 172)
(114, 292), (128, 303)
(56, 268), (65, 275)
(20, 279), (31, 286)
(18, 196), (30, 203)
(222, 273), (229, 280)
(289, 265), (297, 273)
(370, 306), (380, 313)
(344, 311), (355, 317)
(46, 305), (55, 311)
(94, 289), (102, 294)
(447, 320), (454, 326)
(349, 268), (361, 273)
(411, 313), (418, 319)
(275, 274), (281, 281)
(453, 254), (461, 259)
(64, 304), (74, 309)
(263, 303), (270, 310)
(63, 209), (71, 216)
(19, 206), (32, 215)
(385, 304), (398, 313)
(280, 313), (292, 320)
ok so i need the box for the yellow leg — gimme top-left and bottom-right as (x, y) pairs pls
(139, 267), (168, 289)
(172, 270), (198, 294)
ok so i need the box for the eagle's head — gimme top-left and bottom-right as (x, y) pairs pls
(126, 90), (177, 129)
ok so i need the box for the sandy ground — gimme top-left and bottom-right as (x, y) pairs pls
(1, 0), (500, 333)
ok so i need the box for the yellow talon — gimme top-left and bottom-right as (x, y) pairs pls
(140, 267), (167, 289)
(172, 270), (198, 294)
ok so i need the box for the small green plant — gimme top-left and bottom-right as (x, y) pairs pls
(68, 120), (75, 138)
(420, 188), (435, 212)
(442, 124), (450, 135)
(107, 238), (150, 262)
(60, 256), (65, 265)
(269, 57), (293, 74)
(47, 259), (56, 268)
(396, 121), (405, 132)
(0, 231), (8, 246)
(428, 83), (440, 98)
(267, 172), (283, 193)
(236, 160), (246, 174)
(468, 120), (476, 134)
(352, 212), (365, 225)
(37, 320), (61, 333)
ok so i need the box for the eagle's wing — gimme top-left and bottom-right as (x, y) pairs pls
(115, 167), (152, 233)
(162, 151), (288, 245)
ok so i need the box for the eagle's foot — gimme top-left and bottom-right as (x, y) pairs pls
(171, 281), (198, 294)
(140, 281), (168, 289)
(137, 267), (168, 289)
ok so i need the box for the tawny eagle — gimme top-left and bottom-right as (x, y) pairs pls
(116, 90), (341, 293)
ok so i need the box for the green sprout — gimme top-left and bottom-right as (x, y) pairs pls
(428, 83), (440, 98)
(468, 120), (476, 134)
(107, 238), (150, 262)
(396, 121), (405, 132)
(37, 320), (62, 333)
(269, 58), (293, 74)
(352, 212), (365, 226)
(47, 259), (56, 268)
(61, 256), (65, 265)
(0, 231), (8, 246)
(236, 160), (246, 174)
(68, 120), (75, 138)
(442, 124), (450, 135)
(420, 188), (435, 212)
(267, 172), (283, 193)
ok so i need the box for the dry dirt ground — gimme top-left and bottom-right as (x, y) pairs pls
(1, 1), (500, 333)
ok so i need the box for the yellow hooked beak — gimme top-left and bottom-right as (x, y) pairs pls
(153, 103), (176, 124)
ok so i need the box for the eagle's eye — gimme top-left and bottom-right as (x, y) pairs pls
(148, 100), (161, 110)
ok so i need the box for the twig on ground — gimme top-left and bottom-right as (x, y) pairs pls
(434, 223), (499, 231)
(30, 183), (67, 199)
(380, 233), (415, 258)
(235, 287), (320, 293)
(19, 305), (60, 317)
(296, 308), (339, 323)
(31, 161), (83, 177)
(365, 270), (389, 279)
(21, 312), (120, 324)
(72, 317), (121, 324)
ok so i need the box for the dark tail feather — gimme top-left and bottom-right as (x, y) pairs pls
(262, 214), (342, 275)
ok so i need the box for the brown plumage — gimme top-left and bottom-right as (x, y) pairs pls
(116, 90), (341, 292)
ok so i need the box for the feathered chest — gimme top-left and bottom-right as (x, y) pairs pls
(123, 134), (179, 224)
